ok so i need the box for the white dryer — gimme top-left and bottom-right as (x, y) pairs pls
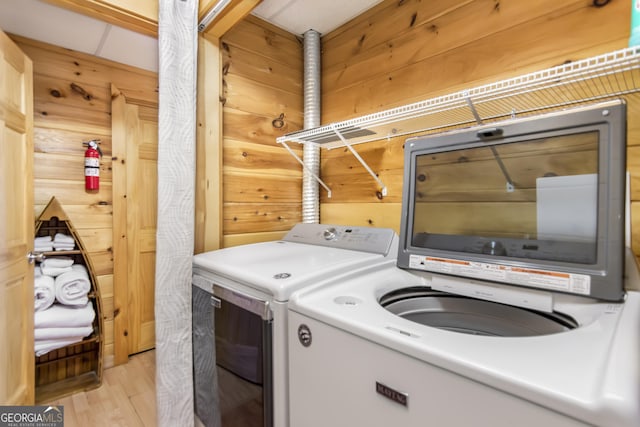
(191, 223), (397, 427)
(287, 101), (640, 427)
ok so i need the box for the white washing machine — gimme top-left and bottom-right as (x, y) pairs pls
(288, 255), (640, 427)
(287, 101), (640, 426)
(191, 223), (398, 427)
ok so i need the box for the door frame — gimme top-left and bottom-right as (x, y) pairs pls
(111, 84), (130, 365)
(112, 84), (159, 363)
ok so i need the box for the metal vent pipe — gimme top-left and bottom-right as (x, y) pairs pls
(302, 29), (321, 223)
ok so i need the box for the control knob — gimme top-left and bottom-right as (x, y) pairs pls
(298, 324), (312, 347)
(323, 227), (338, 241)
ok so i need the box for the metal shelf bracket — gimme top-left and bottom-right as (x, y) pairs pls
(280, 141), (332, 198)
(330, 124), (388, 197)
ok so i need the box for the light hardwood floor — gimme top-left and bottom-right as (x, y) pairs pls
(45, 350), (157, 427)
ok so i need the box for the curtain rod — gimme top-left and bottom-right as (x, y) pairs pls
(198, 0), (232, 32)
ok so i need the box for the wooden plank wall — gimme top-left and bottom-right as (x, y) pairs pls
(12, 35), (158, 368)
(319, 0), (640, 261)
(220, 16), (305, 247)
(12, 1), (637, 372)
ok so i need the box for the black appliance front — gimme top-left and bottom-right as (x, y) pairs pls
(213, 284), (273, 427)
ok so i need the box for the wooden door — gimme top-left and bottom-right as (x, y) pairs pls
(112, 85), (158, 360)
(0, 28), (34, 404)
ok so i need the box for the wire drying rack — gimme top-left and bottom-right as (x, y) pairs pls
(276, 47), (640, 197)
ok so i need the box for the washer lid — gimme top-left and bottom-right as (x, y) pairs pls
(193, 224), (398, 300)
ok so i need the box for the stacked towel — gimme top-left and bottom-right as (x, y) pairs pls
(35, 326), (94, 340)
(34, 235), (53, 252)
(32, 232), (95, 356)
(39, 256), (74, 277)
(54, 233), (74, 244)
(35, 338), (90, 357)
(34, 275), (55, 312)
(54, 264), (91, 306)
(35, 301), (96, 328)
(42, 257), (74, 268)
(53, 233), (75, 251)
(34, 302), (96, 357)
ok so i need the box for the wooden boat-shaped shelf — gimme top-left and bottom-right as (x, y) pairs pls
(34, 197), (104, 403)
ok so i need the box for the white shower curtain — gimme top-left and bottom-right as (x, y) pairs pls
(156, 0), (198, 425)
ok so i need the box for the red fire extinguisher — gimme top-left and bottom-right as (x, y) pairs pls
(83, 139), (102, 191)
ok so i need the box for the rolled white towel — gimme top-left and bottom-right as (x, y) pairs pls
(34, 325), (93, 341)
(71, 264), (88, 274)
(41, 256), (74, 269)
(40, 265), (73, 277)
(34, 265), (42, 277)
(35, 337), (86, 357)
(54, 233), (75, 244)
(54, 265), (90, 305)
(35, 302), (95, 328)
(34, 275), (56, 312)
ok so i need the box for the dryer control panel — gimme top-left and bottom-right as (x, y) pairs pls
(283, 223), (397, 255)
